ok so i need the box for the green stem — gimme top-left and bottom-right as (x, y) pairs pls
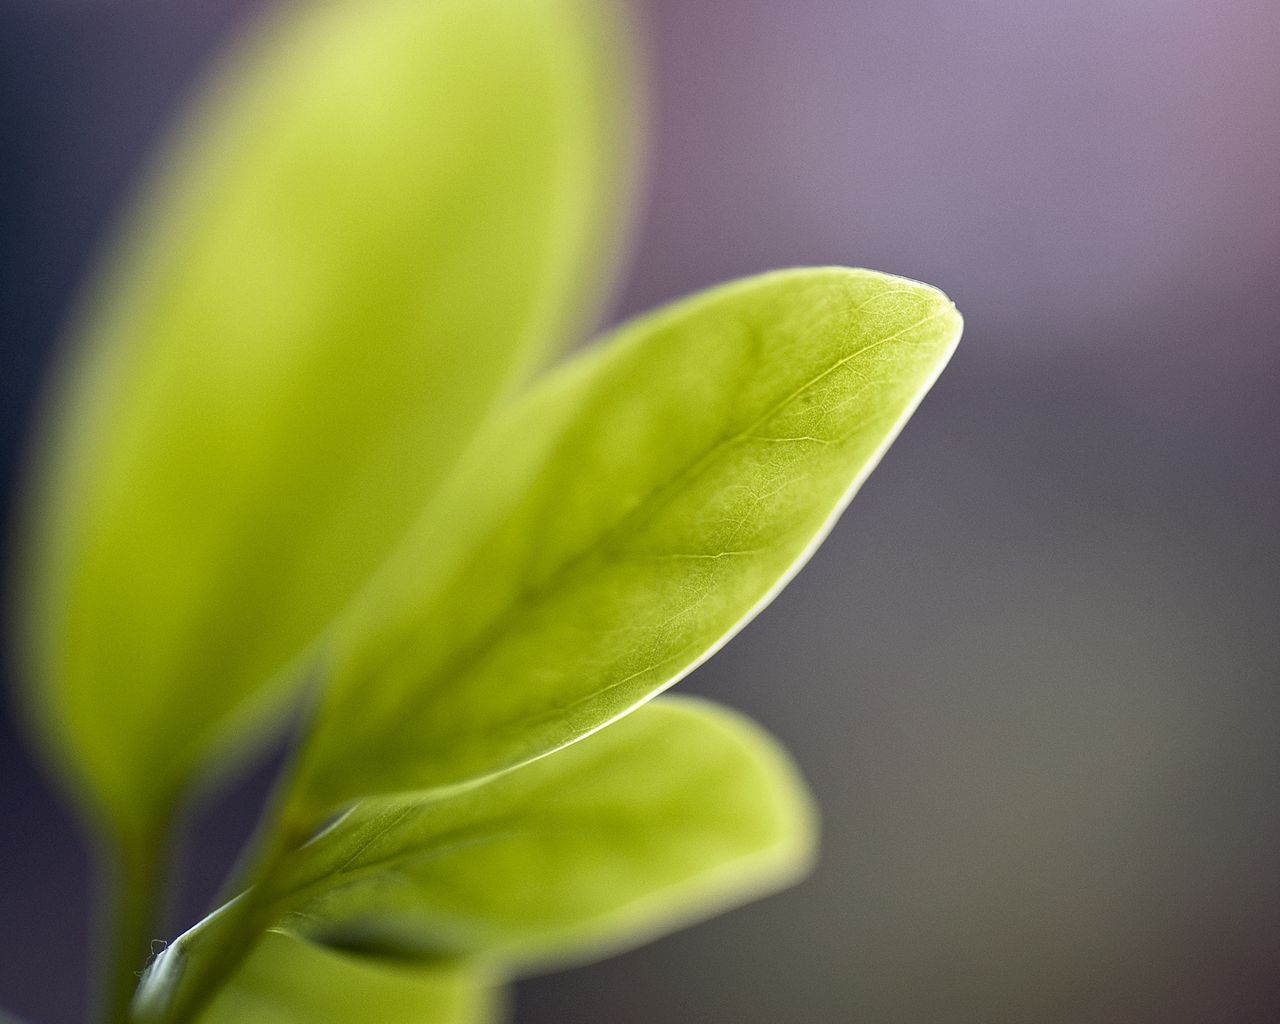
(100, 816), (171, 1024)
(139, 892), (267, 1024)
(138, 784), (317, 1024)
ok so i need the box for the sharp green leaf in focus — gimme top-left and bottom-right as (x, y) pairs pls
(196, 931), (496, 1024)
(264, 699), (813, 970)
(290, 267), (962, 813)
(16, 0), (630, 834)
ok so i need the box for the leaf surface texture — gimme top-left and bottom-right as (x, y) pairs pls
(295, 267), (962, 810)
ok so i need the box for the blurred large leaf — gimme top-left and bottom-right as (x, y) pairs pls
(267, 699), (813, 969)
(198, 931), (496, 1024)
(291, 267), (962, 813)
(17, 0), (630, 832)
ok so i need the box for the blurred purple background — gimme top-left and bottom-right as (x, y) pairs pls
(3, 0), (1279, 1021)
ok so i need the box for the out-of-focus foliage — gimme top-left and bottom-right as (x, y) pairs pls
(198, 932), (494, 1024)
(11, 0), (959, 1021)
(16, 0), (629, 838)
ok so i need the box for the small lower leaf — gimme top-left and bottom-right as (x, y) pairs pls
(267, 698), (815, 971)
(197, 931), (497, 1024)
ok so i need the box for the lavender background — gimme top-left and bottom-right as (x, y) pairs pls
(3, 0), (1279, 1021)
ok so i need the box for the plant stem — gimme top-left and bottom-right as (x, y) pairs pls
(152, 818), (311, 1024)
(140, 776), (317, 1024)
(130, 710), (326, 1024)
(141, 891), (267, 1024)
(100, 817), (171, 1024)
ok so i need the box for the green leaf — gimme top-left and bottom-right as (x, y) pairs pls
(16, 0), (631, 833)
(197, 931), (497, 1024)
(267, 698), (814, 970)
(291, 267), (961, 812)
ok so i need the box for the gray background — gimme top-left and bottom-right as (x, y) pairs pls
(2, 0), (1278, 1021)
